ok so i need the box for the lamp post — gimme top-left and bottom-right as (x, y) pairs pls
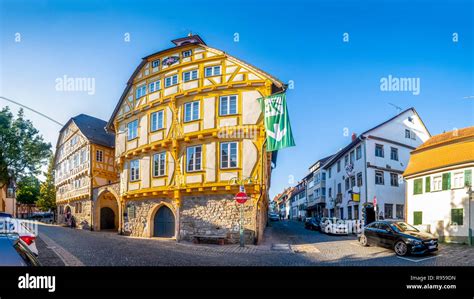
(229, 176), (252, 248)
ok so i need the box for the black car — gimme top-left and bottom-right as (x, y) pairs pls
(0, 233), (41, 266)
(358, 220), (438, 256)
(304, 217), (321, 231)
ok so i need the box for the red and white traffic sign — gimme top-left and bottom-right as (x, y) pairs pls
(234, 192), (248, 204)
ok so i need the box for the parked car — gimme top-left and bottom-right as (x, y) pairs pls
(268, 213), (279, 221)
(358, 220), (438, 256)
(320, 217), (349, 235)
(29, 212), (54, 224)
(304, 217), (321, 231)
(0, 216), (38, 256)
(0, 233), (41, 266)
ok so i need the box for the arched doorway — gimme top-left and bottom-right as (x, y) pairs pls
(153, 206), (175, 238)
(94, 189), (120, 232)
(100, 207), (115, 230)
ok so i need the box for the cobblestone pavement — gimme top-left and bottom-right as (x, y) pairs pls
(37, 221), (474, 266)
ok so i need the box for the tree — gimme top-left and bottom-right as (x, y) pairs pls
(36, 156), (56, 211)
(0, 107), (52, 189)
(16, 176), (40, 205)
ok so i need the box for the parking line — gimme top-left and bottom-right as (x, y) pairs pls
(397, 255), (438, 263)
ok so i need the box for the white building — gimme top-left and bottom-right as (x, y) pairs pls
(404, 127), (473, 244)
(290, 181), (307, 220)
(323, 108), (430, 224)
(306, 156), (333, 218)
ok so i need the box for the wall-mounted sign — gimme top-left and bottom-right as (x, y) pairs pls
(162, 56), (180, 66)
(345, 163), (355, 177)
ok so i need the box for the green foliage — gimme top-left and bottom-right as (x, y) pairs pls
(16, 175), (40, 204)
(37, 156), (56, 211)
(0, 107), (52, 188)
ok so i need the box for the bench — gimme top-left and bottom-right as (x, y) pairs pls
(193, 235), (226, 245)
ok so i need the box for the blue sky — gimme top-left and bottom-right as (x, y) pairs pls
(0, 0), (472, 198)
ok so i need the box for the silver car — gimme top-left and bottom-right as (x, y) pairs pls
(0, 233), (41, 266)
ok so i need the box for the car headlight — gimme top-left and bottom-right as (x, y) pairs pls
(408, 239), (423, 246)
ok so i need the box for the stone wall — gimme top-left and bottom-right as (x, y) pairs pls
(180, 194), (256, 244)
(57, 199), (92, 230)
(124, 198), (178, 237)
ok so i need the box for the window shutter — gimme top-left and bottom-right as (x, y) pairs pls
(425, 177), (430, 192)
(414, 178), (423, 195)
(413, 211), (422, 225)
(442, 173), (451, 190)
(465, 169), (472, 187)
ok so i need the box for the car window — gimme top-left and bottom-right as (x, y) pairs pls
(378, 223), (390, 231)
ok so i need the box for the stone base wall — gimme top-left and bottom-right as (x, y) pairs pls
(57, 200), (92, 230)
(180, 194), (257, 244)
(124, 198), (178, 237)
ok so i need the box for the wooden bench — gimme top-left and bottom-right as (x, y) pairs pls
(193, 235), (226, 245)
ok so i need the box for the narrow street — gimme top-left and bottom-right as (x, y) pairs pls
(37, 221), (474, 266)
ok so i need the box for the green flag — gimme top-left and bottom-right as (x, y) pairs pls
(258, 92), (295, 152)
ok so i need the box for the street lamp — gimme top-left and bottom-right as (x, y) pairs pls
(229, 176), (252, 248)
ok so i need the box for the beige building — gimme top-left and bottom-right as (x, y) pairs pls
(55, 114), (119, 231)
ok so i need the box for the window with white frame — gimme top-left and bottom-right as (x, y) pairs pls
(153, 152), (166, 177)
(390, 173), (399, 187)
(164, 74), (178, 87)
(432, 175), (442, 191)
(127, 120), (138, 140)
(205, 65), (221, 77)
(184, 101), (200, 122)
(453, 172), (464, 188)
(182, 70), (198, 82)
(405, 129), (416, 140)
(96, 150), (103, 162)
(150, 110), (164, 132)
(152, 59), (160, 68)
(130, 160), (140, 181)
(219, 95), (237, 116)
(356, 145), (362, 160)
(186, 145), (202, 172)
(136, 85), (146, 99)
(70, 135), (78, 146)
(182, 50), (192, 57)
(390, 147), (399, 161)
(221, 142), (238, 169)
(148, 80), (161, 93)
(375, 144), (384, 157)
(375, 170), (384, 185)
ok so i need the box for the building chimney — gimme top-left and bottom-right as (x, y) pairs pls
(351, 133), (357, 141)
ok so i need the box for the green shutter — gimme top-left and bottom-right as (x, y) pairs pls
(465, 170), (472, 187)
(413, 211), (422, 225)
(414, 178), (423, 195)
(442, 173), (451, 190)
(425, 177), (430, 192)
(451, 209), (463, 226)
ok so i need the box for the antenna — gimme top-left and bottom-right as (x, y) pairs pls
(388, 103), (402, 114)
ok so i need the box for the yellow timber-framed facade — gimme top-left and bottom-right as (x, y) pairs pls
(107, 34), (285, 244)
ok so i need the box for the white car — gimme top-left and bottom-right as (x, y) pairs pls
(321, 218), (349, 235)
(0, 217), (38, 256)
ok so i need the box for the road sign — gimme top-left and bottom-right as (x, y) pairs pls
(234, 192), (248, 204)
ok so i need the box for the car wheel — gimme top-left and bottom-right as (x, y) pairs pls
(394, 241), (408, 256)
(359, 235), (369, 246)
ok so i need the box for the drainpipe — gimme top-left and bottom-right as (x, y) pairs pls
(254, 139), (267, 244)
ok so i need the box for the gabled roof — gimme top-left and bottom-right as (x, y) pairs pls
(308, 154), (335, 172)
(106, 35), (286, 131)
(60, 114), (115, 148)
(403, 126), (474, 177)
(323, 107), (429, 169)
